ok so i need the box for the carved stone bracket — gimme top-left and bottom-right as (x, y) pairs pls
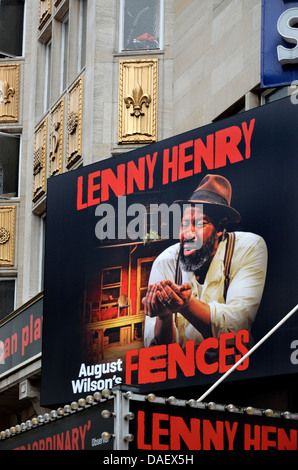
(66, 76), (83, 169)
(39, 0), (52, 30)
(0, 64), (20, 123)
(118, 59), (158, 144)
(0, 206), (16, 267)
(33, 119), (47, 203)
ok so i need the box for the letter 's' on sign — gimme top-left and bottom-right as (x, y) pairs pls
(277, 8), (298, 65)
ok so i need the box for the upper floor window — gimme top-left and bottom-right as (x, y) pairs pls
(78, 0), (87, 71)
(0, 0), (24, 58)
(0, 279), (15, 321)
(44, 39), (52, 112)
(61, 13), (69, 93)
(119, 0), (163, 52)
(0, 132), (20, 197)
(261, 87), (288, 105)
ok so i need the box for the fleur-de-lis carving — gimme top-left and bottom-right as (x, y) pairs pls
(124, 83), (151, 117)
(0, 80), (15, 105)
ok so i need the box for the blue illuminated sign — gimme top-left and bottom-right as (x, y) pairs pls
(261, 0), (298, 87)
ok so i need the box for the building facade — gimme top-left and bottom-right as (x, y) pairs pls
(0, 0), (294, 434)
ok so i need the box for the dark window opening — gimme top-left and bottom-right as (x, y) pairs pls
(0, 0), (24, 58)
(0, 280), (15, 321)
(0, 133), (20, 197)
(122, 0), (161, 51)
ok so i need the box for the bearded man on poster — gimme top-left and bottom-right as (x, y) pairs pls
(143, 174), (267, 350)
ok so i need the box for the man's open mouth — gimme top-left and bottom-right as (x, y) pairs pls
(182, 239), (201, 256)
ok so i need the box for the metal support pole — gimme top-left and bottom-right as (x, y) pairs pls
(197, 304), (298, 403)
(113, 390), (130, 450)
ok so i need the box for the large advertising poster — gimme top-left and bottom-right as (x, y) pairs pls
(41, 96), (298, 408)
(0, 398), (114, 451)
(0, 294), (43, 377)
(128, 398), (298, 452)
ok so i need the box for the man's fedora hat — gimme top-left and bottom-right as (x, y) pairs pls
(176, 174), (241, 223)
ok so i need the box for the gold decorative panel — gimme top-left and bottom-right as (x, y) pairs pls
(118, 59), (158, 144)
(0, 64), (20, 123)
(0, 206), (16, 267)
(33, 119), (47, 203)
(49, 99), (64, 177)
(39, 0), (52, 30)
(66, 76), (83, 169)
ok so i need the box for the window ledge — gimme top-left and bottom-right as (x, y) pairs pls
(113, 49), (164, 58)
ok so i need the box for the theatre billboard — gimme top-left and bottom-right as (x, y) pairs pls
(41, 96), (298, 408)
